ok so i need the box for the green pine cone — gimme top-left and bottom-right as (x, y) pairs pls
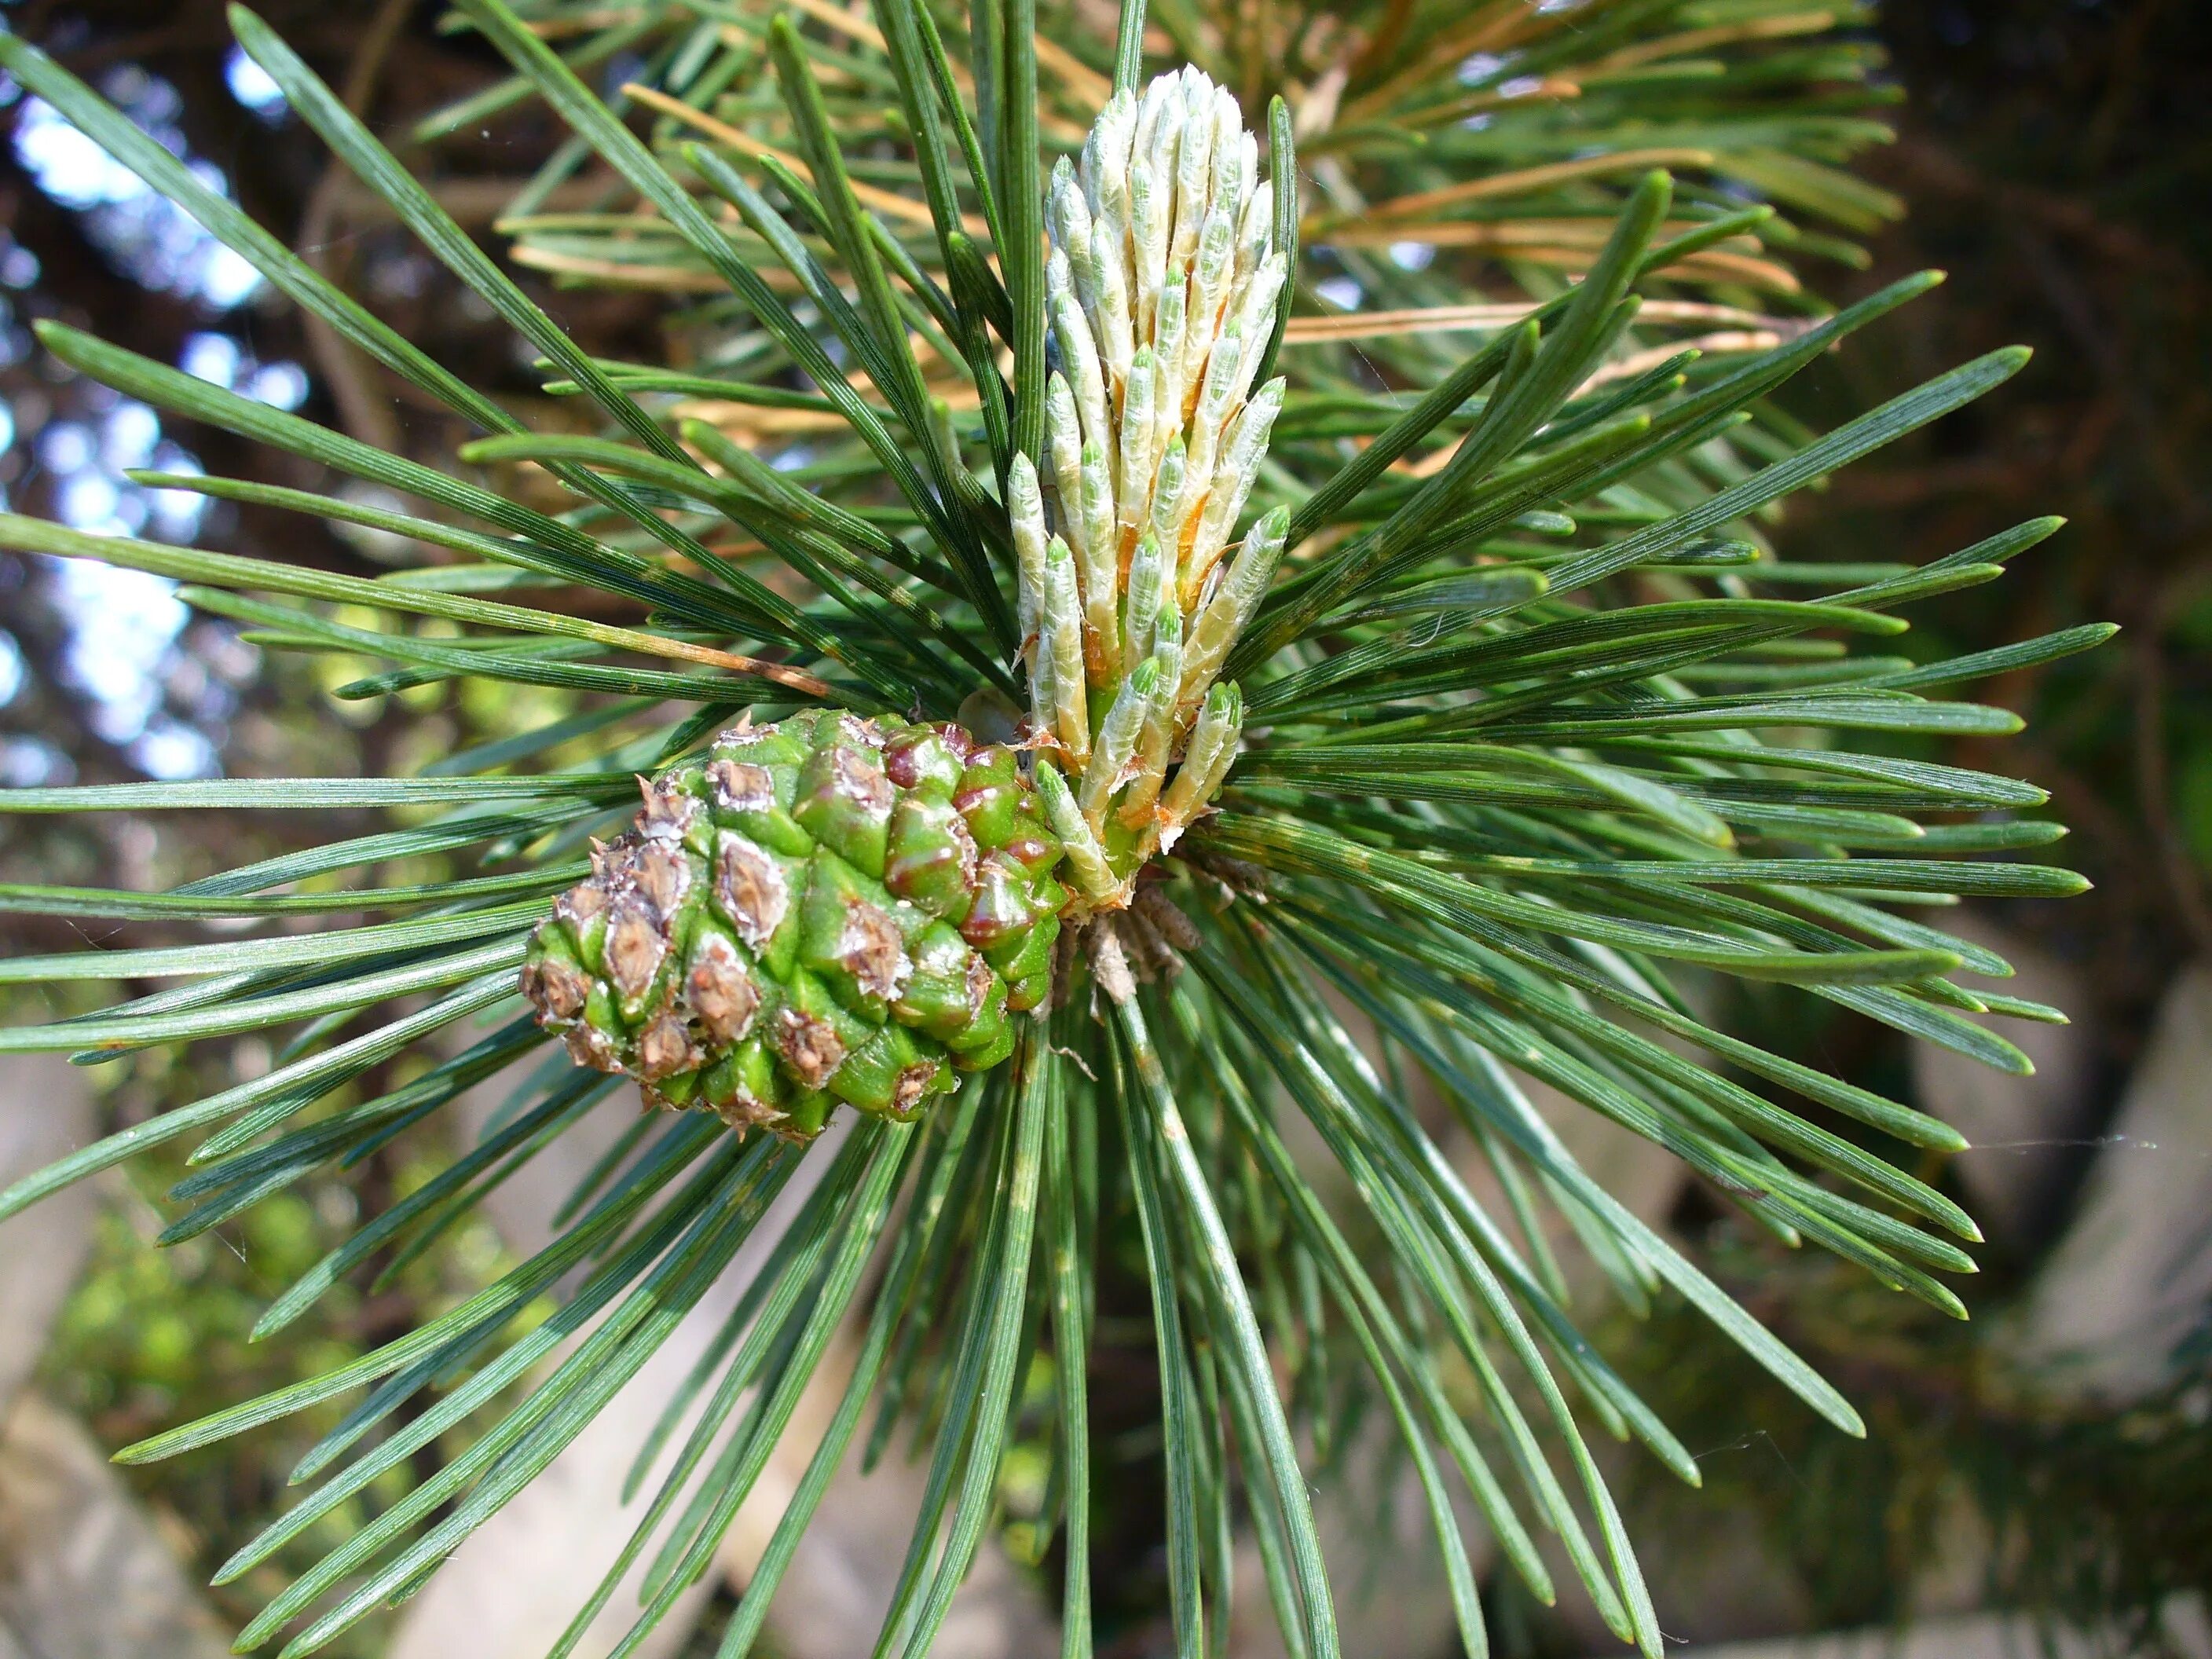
(521, 709), (1068, 1141)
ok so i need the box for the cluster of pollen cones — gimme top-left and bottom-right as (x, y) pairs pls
(1013, 67), (1291, 909)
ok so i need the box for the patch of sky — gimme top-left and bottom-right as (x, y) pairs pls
(223, 45), (287, 123)
(2, 64), (301, 779)
(131, 713), (220, 780)
(0, 630), (23, 708)
(0, 233), (38, 291)
(0, 735), (74, 788)
(48, 559), (189, 738)
(20, 388), (226, 775)
(181, 330), (309, 410)
(1315, 276), (1363, 312)
(10, 68), (263, 308)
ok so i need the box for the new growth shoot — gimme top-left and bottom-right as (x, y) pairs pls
(1013, 67), (1290, 910)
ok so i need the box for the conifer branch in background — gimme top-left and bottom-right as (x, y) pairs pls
(0, 3), (2101, 1656)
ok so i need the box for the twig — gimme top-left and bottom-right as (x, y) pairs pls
(295, 0), (415, 453)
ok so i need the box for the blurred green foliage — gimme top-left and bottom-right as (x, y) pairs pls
(1596, 1253), (2212, 1657)
(36, 1108), (519, 1657)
